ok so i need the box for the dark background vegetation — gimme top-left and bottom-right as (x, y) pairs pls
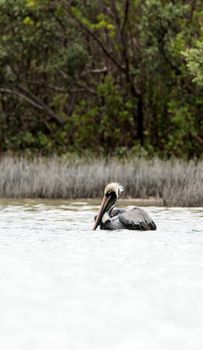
(0, 0), (203, 158)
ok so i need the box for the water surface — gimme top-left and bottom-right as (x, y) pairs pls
(0, 201), (203, 350)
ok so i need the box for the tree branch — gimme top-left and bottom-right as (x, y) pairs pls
(0, 85), (64, 126)
(121, 0), (130, 35)
(17, 84), (64, 125)
(68, 8), (125, 73)
(58, 69), (98, 95)
(0, 88), (44, 110)
(194, 134), (203, 148)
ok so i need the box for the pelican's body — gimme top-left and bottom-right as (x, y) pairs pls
(93, 183), (156, 231)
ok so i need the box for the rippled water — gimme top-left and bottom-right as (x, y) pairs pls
(0, 201), (203, 350)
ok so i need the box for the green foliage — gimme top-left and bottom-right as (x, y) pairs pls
(0, 0), (203, 157)
(183, 40), (203, 86)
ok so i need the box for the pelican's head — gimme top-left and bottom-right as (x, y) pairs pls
(104, 183), (124, 198)
(92, 183), (124, 230)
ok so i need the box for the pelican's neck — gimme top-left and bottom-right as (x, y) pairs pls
(101, 211), (111, 224)
(101, 204), (116, 224)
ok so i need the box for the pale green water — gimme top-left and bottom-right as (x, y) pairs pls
(0, 201), (203, 350)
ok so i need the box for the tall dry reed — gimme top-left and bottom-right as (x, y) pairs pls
(0, 156), (202, 206)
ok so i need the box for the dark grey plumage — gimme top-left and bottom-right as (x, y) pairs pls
(119, 207), (156, 230)
(100, 207), (156, 230)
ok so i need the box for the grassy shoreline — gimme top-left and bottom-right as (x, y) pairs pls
(0, 197), (164, 207)
(0, 156), (202, 206)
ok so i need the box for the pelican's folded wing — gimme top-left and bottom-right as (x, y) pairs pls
(118, 207), (156, 231)
(110, 208), (126, 218)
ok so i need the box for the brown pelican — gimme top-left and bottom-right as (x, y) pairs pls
(92, 183), (156, 231)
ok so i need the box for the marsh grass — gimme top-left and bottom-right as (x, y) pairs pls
(0, 156), (202, 206)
